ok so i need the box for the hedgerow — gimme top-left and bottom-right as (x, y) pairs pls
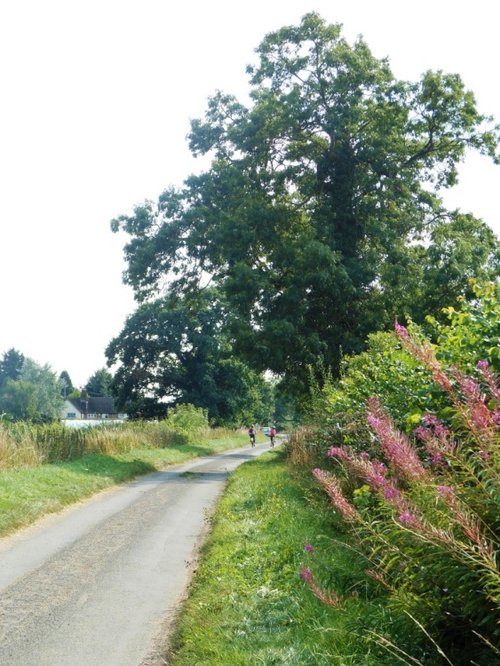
(294, 284), (499, 664)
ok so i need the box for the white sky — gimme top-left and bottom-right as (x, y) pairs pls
(0, 0), (498, 387)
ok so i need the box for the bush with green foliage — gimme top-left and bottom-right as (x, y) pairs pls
(0, 357), (64, 422)
(306, 282), (499, 450)
(431, 280), (500, 373)
(163, 404), (209, 438)
(300, 323), (499, 664)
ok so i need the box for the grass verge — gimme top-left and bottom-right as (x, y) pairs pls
(167, 449), (391, 665)
(0, 432), (253, 537)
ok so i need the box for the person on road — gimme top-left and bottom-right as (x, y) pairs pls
(248, 425), (256, 447)
(269, 425), (277, 447)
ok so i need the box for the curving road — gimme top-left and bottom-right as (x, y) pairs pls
(0, 442), (273, 666)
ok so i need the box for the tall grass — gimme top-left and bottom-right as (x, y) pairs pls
(0, 406), (228, 470)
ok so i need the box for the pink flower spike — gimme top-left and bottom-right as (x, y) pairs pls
(414, 426), (432, 441)
(327, 446), (347, 459)
(384, 486), (400, 500)
(312, 469), (359, 521)
(436, 485), (454, 498)
(399, 511), (419, 527)
(299, 567), (313, 581)
(431, 452), (445, 466)
(394, 321), (409, 338)
(367, 414), (382, 430)
(476, 360), (489, 371)
(434, 424), (450, 439)
(303, 543), (315, 552)
(367, 401), (427, 482)
(460, 377), (481, 400)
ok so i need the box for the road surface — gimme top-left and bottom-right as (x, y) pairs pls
(0, 442), (273, 665)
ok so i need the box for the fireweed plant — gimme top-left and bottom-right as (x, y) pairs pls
(302, 325), (499, 665)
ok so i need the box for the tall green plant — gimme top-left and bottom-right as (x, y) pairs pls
(431, 280), (500, 373)
(302, 326), (499, 664)
(306, 282), (500, 448)
(164, 404), (209, 436)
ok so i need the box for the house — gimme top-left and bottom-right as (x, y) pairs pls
(62, 397), (124, 421)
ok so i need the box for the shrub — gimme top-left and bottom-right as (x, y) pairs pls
(163, 404), (209, 438)
(301, 282), (500, 457)
(302, 326), (499, 664)
(431, 281), (500, 374)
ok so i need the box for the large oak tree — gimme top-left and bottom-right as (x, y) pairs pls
(112, 13), (499, 398)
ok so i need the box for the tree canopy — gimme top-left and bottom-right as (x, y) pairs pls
(106, 290), (273, 424)
(111, 13), (499, 401)
(0, 357), (64, 422)
(85, 368), (114, 398)
(0, 349), (25, 390)
(59, 370), (74, 397)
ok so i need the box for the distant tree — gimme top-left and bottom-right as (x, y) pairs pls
(0, 379), (38, 421)
(0, 358), (64, 421)
(0, 348), (25, 390)
(85, 368), (114, 397)
(106, 291), (274, 425)
(59, 370), (74, 398)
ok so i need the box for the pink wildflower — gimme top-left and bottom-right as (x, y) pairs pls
(396, 332), (455, 394)
(434, 423), (450, 439)
(299, 567), (313, 581)
(423, 414), (439, 427)
(312, 469), (359, 521)
(394, 321), (409, 339)
(327, 446), (349, 460)
(299, 567), (342, 607)
(367, 398), (427, 482)
(367, 413), (382, 430)
(399, 511), (420, 527)
(384, 486), (400, 500)
(470, 401), (493, 429)
(431, 452), (445, 466)
(454, 369), (496, 431)
(303, 543), (315, 552)
(476, 361), (500, 400)
(436, 485), (454, 499)
(479, 450), (490, 460)
(414, 426), (432, 441)
(460, 376), (481, 400)
(493, 412), (500, 425)
(371, 460), (386, 473)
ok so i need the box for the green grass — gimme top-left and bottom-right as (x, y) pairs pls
(167, 449), (391, 665)
(0, 432), (253, 537)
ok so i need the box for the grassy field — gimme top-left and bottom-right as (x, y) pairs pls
(0, 431), (252, 537)
(167, 449), (391, 665)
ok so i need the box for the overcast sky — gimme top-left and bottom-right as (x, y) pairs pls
(0, 0), (498, 387)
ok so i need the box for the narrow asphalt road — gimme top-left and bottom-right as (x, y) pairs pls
(0, 441), (274, 666)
